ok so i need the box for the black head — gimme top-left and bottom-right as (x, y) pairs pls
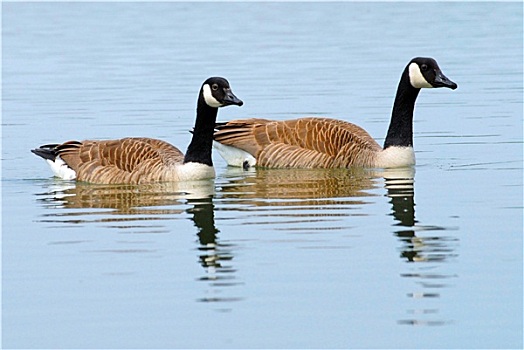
(201, 77), (243, 108)
(407, 57), (458, 90)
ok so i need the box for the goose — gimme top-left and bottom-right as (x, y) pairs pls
(31, 77), (243, 184)
(214, 57), (457, 169)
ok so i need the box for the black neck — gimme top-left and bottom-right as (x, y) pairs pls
(383, 69), (421, 149)
(184, 96), (218, 166)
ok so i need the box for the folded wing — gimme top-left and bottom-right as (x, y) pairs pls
(214, 117), (382, 168)
(49, 138), (185, 183)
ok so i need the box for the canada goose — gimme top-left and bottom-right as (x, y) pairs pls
(214, 57), (457, 169)
(32, 77), (243, 184)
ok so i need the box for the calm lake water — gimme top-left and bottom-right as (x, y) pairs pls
(2, 2), (523, 349)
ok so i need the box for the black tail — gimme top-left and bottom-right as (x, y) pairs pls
(31, 144), (59, 161)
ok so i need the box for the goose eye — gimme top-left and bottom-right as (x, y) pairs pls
(211, 84), (219, 91)
(420, 64), (428, 71)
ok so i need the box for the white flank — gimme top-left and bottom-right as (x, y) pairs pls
(202, 84), (222, 108)
(213, 141), (256, 168)
(408, 63), (432, 89)
(376, 146), (415, 168)
(46, 157), (77, 180)
(176, 162), (216, 181)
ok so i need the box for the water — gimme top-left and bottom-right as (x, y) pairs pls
(2, 2), (522, 349)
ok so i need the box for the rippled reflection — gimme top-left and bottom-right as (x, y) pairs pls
(34, 179), (240, 306)
(190, 197), (244, 305)
(219, 167), (379, 201)
(34, 165), (459, 319)
(383, 168), (458, 327)
(35, 180), (215, 217)
(216, 167), (383, 235)
(216, 166), (458, 325)
(387, 172), (459, 264)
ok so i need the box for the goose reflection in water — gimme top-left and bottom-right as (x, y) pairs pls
(218, 167), (379, 204)
(188, 197), (238, 282)
(218, 166), (458, 326)
(217, 166), (457, 265)
(36, 166), (458, 316)
(35, 179), (239, 304)
(383, 168), (458, 264)
(382, 168), (458, 326)
(37, 168), (427, 264)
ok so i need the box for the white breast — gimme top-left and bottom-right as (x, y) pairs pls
(174, 162), (216, 181)
(375, 146), (415, 168)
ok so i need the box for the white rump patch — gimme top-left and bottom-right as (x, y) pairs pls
(376, 146), (415, 168)
(46, 156), (77, 180)
(202, 84), (222, 108)
(408, 63), (432, 89)
(213, 141), (256, 168)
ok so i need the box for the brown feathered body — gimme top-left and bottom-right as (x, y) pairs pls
(41, 137), (214, 184)
(214, 117), (385, 168)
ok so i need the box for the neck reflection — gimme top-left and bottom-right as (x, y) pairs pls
(384, 168), (458, 326)
(383, 168), (418, 262)
(187, 196), (242, 305)
(187, 197), (232, 272)
(384, 168), (458, 264)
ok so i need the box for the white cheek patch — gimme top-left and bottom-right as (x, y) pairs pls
(409, 63), (433, 89)
(202, 84), (222, 108)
